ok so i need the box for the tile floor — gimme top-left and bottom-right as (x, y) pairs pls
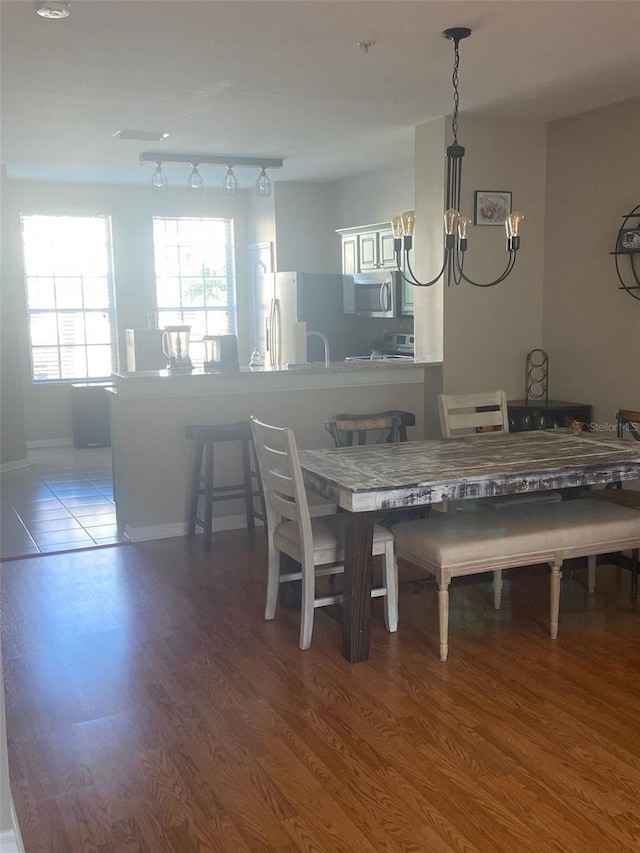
(0, 445), (126, 560)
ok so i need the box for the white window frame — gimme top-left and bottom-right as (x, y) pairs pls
(152, 216), (237, 366)
(21, 214), (117, 384)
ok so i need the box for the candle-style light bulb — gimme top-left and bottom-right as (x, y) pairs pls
(506, 211), (525, 237)
(187, 164), (204, 195)
(443, 208), (460, 236)
(151, 163), (167, 193)
(457, 215), (471, 240)
(505, 210), (524, 251)
(401, 210), (415, 237)
(391, 216), (403, 240)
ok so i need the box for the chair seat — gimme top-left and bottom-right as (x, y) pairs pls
(275, 513), (393, 565)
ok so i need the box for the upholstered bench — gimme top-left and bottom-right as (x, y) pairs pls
(392, 498), (640, 661)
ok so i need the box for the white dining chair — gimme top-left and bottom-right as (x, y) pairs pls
(250, 415), (398, 650)
(438, 389), (510, 438)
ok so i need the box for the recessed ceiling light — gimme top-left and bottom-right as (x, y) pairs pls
(113, 130), (170, 142)
(36, 1), (70, 19)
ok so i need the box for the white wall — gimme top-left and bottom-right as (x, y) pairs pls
(543, 97), (640, 425)
(440, 116), (547, 396)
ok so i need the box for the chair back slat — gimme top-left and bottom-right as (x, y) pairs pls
(325, 414), (401, 447)
(439, 390), (509, 438)
(250, 416), (312, 535)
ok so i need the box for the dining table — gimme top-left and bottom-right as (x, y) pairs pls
(298, 429), (640, 663)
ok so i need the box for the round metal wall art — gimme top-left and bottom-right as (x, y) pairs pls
(613, 203), (640, 300)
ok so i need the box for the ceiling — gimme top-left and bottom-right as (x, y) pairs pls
(1, 0), (639, 189)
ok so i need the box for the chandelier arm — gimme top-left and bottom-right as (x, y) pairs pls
(455, 252), (517, 288)
(450, 248), (464, 285)
(404, 249), (449, 287)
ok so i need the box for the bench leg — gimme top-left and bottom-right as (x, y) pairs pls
(550, 560), (562, 640)
(587, 555), (596, 593)
(492, 569), (503, 610)
(437, 579), (450, 662)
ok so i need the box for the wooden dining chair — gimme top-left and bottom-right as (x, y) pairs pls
(590, 408), (640, 596)
(325, 413), (402, 447)
(250, 416), (398, 649)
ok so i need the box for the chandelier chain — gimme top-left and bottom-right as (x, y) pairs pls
(451, 41), (460, 144)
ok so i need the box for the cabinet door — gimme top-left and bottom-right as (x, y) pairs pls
(379, 229), (397, 269)
(341, 236), (359, 276)
(359, 233), (379, 269)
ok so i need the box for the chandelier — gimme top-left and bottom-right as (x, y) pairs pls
(140, 152), (284, 198)
(393, 28), (524, 289)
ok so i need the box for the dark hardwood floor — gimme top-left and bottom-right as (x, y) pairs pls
(2, 531), (639, 852)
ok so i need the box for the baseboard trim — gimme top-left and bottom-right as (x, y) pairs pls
(0, 459), (30, 474)
(26, 438), (73, 449)
(125, 514), (263, 543)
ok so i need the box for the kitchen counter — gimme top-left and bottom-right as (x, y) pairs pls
(109, 360), (443, 541)
(111, 360), (441, 400)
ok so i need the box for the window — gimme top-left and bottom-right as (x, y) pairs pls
(21, 214), (116, 383)
(152, 217), (236, 366)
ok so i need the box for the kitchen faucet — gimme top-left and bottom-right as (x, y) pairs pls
(306, 330), (330, 368)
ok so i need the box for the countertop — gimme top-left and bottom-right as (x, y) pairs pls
(112, 359), (439, 380)
(110, 360), (441, 400)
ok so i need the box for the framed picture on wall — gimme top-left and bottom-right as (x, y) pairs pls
(473, 190), (512, 226)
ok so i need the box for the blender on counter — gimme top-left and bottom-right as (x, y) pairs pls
(161, 325), (193, 372)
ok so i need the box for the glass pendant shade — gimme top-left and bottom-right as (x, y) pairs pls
(187, 165), (204, 195)
(151, 164), (168, 193)
(223, 167), (239, 196)
(256, 168), (272, 198)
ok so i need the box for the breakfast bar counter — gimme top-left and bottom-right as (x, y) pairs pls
(109, 361), (442, 541)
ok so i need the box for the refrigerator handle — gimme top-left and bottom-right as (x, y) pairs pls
(272, 298), (280, 368)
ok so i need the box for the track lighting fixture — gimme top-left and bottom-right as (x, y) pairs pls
(140, 152), (283, 197)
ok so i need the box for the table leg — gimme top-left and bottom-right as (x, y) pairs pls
(343, 513), (374, 663)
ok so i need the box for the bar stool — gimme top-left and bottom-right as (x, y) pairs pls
(185, 421), (265, 551)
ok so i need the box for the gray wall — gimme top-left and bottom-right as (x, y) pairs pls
(543, 97), (640, 426)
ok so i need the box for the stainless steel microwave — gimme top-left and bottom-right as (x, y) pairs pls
(353, 271), (399, 318)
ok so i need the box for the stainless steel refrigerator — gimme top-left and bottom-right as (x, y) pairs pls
(255, 272), (351, 368)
